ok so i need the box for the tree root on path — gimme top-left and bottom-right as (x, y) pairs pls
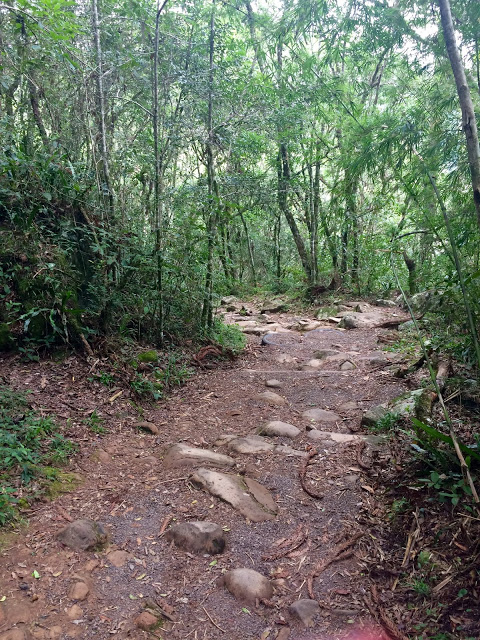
(364, 583), (409, 640)
(356, 440), (373, 470)
(299, 446), (324, 500)
(307, 532), (363, 599)
(262, 524), (309, 562)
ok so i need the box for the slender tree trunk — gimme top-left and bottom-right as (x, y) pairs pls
(273, 212), (281, 280)
(311, 153), (321, 284)
(277, 144), (312, 282)
(153, 1), (166, 342)
(438, 0), (480, 226)
(238, 209), (256, 283)
(91, 0), (113, 220)
(244, 1), (265, 74)
(201, 1), (216, 330)
(402, 251), (417, 295)
(28, 77), (49, 150)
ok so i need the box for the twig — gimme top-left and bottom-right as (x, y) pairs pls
(156, 476), (188, 484)
(299, 446), (324, 500)
(201, 606), (225, 633)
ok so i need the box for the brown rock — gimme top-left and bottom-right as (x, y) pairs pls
(134, 611), (159, 631)
(83, 559), (99, 572)
(93, 448), (111, 464)
(57, 519), (108, 551)
(107, 550), (131, 567)
(6, 600), (34, 624)
(68, 582), (89, 601)
(66, 604), (83, 620)
(224, 568), (273, 604)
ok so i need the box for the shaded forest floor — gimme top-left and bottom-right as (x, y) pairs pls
(0, 300), (478, 640)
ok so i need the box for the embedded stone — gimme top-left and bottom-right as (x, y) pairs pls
(57, 519), (108, 551)
(289, 599), (319, 627)
(307, 430), (358, 444)
(190, 468), (277, 522)
(67, 604), (83, 620)
(163, 443), (234, 469)
(275, 353), (295, 364)
(224, 568), (273, 604)
(338, 400), (358, 412)
(135, 611), (159, 631)
(225, 436), (275, 454)
(313, 349), (339, 359)
(340, 360), (355, 371)
(255, 391), (287, 406)
(69, 581), (89, 601)
(302, 359), (322, 370)
(260, 421), (300, 439)
(302, 408), (341, 423)
(265, 379), (282, 388)
(165, 521), (225, 554)
(107, 550), (131, 567)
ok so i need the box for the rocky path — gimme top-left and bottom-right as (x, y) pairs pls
(0, 300), (410, 640)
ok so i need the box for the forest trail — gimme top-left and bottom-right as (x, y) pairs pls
(0, 301), (411, 640)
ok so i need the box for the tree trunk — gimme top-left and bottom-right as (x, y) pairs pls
(277, 144), (313, 282)
(201, 1), (216, 331)
(238, 208), (256, 283)
(28, 76), (49, 150)
(438, 0), (480, 226)
(91, 0), (114, 220)
(402, 250), (417, 295)
(152, 0), (169, 342)
(244, 1), (265, 74)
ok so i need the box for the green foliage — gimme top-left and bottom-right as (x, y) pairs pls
(372, 411), (400, 432)
(209, 320), (246, 355)
(89, 371), (116, 387)
(82, 411), (107, 435)
(0, 385), (76, 526)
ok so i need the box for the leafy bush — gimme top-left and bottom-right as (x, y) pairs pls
(0, 386), (77, 526)
(209, 320), (246, 355)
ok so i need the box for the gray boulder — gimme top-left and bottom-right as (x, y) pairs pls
(165, 521), (225, 554)
(57, 519), (108, 551)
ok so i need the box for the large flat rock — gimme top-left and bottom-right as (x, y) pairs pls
(190, 468), (277, 522)
(260, 421), (300, 439)
(163, 443), (235, 469)
(302, 408), (341, 423)
(225, 435), (275, 454)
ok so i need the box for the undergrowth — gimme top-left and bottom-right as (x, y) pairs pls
(0, 386), (77, 526)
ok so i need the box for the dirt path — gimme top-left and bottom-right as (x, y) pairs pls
(0, 301), (410, 640)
